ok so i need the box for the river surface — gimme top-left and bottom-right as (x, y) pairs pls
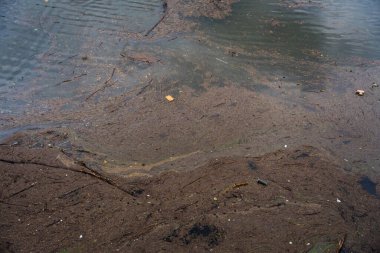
(1, 0), (380, 111)
(0, 0), (380, 173)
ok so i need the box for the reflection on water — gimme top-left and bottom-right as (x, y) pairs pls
(202, 0), (380, 61)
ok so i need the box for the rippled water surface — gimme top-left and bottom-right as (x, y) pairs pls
(1, 0), (380, 113)
(0, 0), (162, 112)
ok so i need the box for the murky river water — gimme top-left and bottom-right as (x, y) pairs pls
(1, 0), (380, 112)
(1, 0), (380, 172)
(0, 0), (163, 113)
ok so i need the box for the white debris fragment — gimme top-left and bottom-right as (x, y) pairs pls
(355, 89), (365, 96)
(336, 198), (341, 203)
(216, 58), (228, 64)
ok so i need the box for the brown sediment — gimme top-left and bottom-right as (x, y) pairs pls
(0, 145), (379, 252)
(1, 0), (380, 252)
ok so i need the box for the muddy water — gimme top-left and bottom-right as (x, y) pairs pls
(1, 0), (380, 174)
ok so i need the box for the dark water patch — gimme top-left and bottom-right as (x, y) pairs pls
(359, 176), (379, 199)
(182, 223), (223, 247)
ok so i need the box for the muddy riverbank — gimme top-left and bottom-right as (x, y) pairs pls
(1, 145), (380, 252)
(1, 0), (380, 252)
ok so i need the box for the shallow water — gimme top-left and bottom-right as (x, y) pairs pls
(1, 0), (380, 112)
(0, 0), (163, 113)
(0, 0), (380, 173)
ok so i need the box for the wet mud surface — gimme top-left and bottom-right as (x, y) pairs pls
(1, 146), (380, 252)
(1, 0), (380, 252)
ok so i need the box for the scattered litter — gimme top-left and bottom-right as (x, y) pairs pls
(306, 242), (310, 246)
(79, 235), (83, 239)
(284, 144), (288, 148)
(213, 197), (218, 201)
(336, 198), (341, 203)
(344, 159), (348, 162)
(216, 58), (228, 64)
(257, 178), (268, 186)
(289, 241), (293, 245)
(372, 83), (378, 88)
(355, 89), (365, 96)
(165, 95), (174, 102)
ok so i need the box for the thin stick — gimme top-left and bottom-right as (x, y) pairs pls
(0, 157), (132, 196)
(58, 182), (97, 199)
(5, 182), (37, 199)
(86, 68), (116, 100)
(145, 1), (168, 36)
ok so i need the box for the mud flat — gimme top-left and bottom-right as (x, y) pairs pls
(1, 0), (380, 252)
(1, 145), (379, 252)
